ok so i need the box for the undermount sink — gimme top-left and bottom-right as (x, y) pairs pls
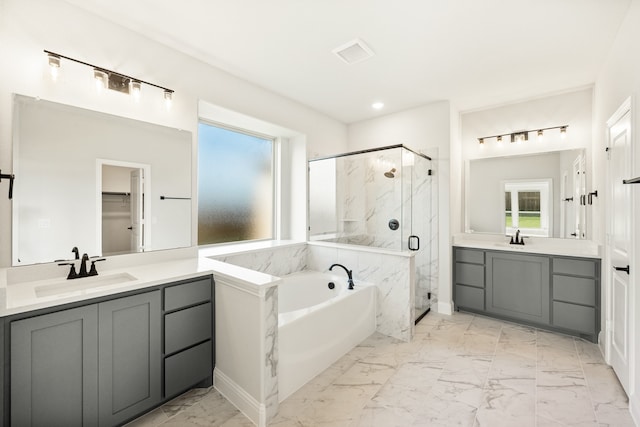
(35, 273), (137, 298)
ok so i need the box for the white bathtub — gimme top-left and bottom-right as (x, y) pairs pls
(277, 270), (376, 400)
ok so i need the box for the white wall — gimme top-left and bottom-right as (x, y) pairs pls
(0, 0), (348, 267)
(593, 0), (640, 422)
(347, 101), (452, 314)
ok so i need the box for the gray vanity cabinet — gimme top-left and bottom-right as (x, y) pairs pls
(163, 278), (214, 399)
(11, 305), (99, 427)
(453, 246), (600, 342)
(453, 248), (485, 311)
(486, 252), (550, 325)
(98, 291), (162, 427)
(551, 257), (600, 336)
(10, 291), (161, 427)
(5, 275), (214, 427)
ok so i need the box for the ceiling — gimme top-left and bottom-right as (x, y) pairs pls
(64, 0), (631, 124)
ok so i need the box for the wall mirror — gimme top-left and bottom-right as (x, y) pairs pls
(465, 149), (587, 239)
(12, 95), (192, 266)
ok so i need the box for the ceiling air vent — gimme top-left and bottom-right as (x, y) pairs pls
(332, 38), (375, 65)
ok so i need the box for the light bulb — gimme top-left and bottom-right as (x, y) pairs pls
(130, 80), (141, 101)
(537, 130), (544, 142)
(497, 135), (503, 143)
(560, 126), (567, 139)
(47, 53), (60, 81)
(372, 102), (384, 110)
(94, 69), (108, 92)
(478, 138), (484, 145)
(164, 90), (173, 109)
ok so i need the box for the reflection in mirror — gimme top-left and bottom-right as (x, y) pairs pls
(12, 95), (192, 266)
(466, 149), (586, 238)
(503, 179), (552, 237)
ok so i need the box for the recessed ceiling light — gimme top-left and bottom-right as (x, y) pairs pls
(372, 102), (384, 110)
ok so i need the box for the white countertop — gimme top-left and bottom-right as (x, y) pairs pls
(0, 248), (281, 317)
(452, 233), (601, 258)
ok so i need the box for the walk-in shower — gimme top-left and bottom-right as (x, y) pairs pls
(308, 144), (437, 322)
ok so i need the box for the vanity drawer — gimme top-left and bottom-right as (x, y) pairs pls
(455, 263), (485, 288)
(553, 258), (596, 277)
(164, 277), (212, 311)
(455, 285), (485, 311)
(553, 276), (596, 306)
(165, 302), (212, 354)
(164, 341), (212, 398)
(455, 248), (485, 265)
(552, 301), (595, 334)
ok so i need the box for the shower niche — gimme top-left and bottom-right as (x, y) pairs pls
(308, 144), (436, 321)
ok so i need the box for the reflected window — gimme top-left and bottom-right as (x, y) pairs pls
(198, 122), (274, 245)
(503, 180), (552, 237)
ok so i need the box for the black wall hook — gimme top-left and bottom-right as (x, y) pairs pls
(0, 170), (15, 199)
(588, 190), (598, 205)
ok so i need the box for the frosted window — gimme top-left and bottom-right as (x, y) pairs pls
(198, 123), (273, 244)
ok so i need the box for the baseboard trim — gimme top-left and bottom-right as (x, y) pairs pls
(630, 392), (640, 426)
(437, 300), (453, 315)
(214, 368), (266, 427)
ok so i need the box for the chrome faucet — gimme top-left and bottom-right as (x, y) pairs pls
(329, 263), (354, 289)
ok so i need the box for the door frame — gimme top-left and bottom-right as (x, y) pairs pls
(604, 96), (635, 396)
(96, 159), (151, 255)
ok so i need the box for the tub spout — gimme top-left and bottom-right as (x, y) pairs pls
(329, 263), (354, 290)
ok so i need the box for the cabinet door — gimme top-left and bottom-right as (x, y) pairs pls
(11, 305), (98, 427)
(98, 291), (161, 427)
(486, 252), (550, 324)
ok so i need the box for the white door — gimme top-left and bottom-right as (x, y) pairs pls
(607, 101), (632, 394)
(130, 169), (144, 252)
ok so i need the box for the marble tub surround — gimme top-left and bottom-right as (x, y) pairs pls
(453, 232), (601, 258)
(127, 312), (635, 427)
(204, 241), (419, 343)
(211, 261), (281, 427)
(209, 243), (308, 277)
(307, 241), (415, 342)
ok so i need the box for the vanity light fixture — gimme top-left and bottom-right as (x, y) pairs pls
(47, 53), (60, 81)
(130, 80), (142, 101)
(43, 50), (174, 104)
(164, 89), (173, 109)
(477, 125), (569, 146)
(93, 68), (108, 92)
(372, 102), (384, 110)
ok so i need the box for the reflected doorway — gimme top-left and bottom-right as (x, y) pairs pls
(98, 160), (150, 256)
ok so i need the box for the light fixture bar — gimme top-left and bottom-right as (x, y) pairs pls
(477, 125), (568, 145)
(43, 50), (174, 95)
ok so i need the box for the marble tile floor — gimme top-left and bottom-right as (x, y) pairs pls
(127, 312), (636, 427)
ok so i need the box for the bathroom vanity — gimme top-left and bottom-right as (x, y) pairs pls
(452, 238), (601, 342)
(0, 268), (215, 427)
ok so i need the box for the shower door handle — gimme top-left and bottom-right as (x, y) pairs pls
(408, 235), (420, 251)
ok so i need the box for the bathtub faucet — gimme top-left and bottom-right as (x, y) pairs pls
(329, 263), (354, 290)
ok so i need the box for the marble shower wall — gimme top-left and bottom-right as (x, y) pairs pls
(336, 151), (404, 250)
(307, 243), (414, 342)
